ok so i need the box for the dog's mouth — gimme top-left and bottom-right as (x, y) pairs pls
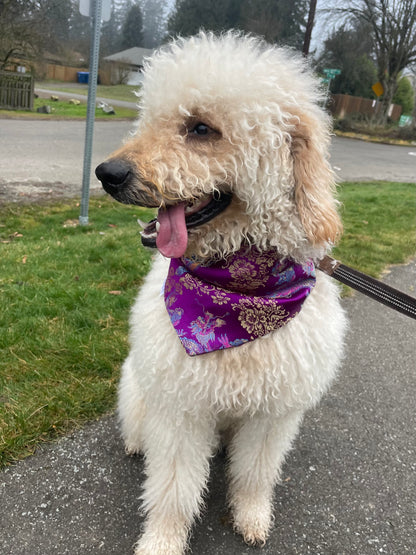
(95, 158), (232, 258)
(140, 192), (233, 258)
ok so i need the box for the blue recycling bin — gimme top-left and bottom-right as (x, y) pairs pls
(77, 71), (89, 84)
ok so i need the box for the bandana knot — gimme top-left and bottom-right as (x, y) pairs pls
(164, 247), (316, 356)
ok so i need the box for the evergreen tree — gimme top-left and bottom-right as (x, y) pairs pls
(168, 0), (308, 50)
(101, 0), (125, 56)
(67, 0), (92, 62)
(168, 0), (241, 37)
(140, 0), (170, 48)
(121, 3), (144, 50)
(393, 75), (415, 115)
(317, 20), (377, 98)
(240, 0), (307, 49)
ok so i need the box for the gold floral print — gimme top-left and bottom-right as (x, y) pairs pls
(180, 273), (231, 305)
(232, 297), (290, 338)
(228, 250), (277, 293)
(164, 247), (315, 356)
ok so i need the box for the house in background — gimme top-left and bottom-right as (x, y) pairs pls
(103, 47), (154, 85)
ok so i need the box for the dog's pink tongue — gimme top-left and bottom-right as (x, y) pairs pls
(156, 203), (188, 258)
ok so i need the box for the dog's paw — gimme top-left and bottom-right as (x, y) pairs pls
(122, 435), (142, 456)
(234, 520), (269, 546)
(232, 501), (272, 547)
(124, 442), (141, 456)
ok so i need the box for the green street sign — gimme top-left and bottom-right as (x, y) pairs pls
(323, 68), (341, 78)
(399, 115), (413, 127)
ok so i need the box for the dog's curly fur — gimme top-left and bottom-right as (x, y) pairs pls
(100, 32), (347, 555)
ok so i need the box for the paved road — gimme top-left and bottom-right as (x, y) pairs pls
(0, 120), (414, 203)
(0, 120), (135, 201)
(330, 136), (416, 183)
(1, 260), (415, 555)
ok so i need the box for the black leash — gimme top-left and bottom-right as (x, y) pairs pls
(318, 256), (416, 320)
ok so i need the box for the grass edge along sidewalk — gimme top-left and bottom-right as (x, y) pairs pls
(0, 96), (137, 120)
(1, 181), (415, 468)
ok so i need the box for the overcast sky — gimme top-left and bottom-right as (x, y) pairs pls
(311, 0), (341, 53)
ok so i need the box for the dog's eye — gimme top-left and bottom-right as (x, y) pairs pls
(183, 120), (221, 142)
(192, 123), (210, 135)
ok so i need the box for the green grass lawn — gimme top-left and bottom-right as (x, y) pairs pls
(333, 181), (416, 276)
(0, 181), (415, 468)
(0, 198), (154, 467)
(0, 97), (137, 120)
(36, 82), (139, 103)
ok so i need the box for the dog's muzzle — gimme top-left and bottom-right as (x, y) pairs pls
(96, 158), (233, 258)
(95, 159), (161, 207)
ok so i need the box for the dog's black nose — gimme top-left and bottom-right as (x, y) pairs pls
(95, 159), (132, 192)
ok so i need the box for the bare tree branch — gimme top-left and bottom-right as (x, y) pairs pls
(327, 0), (416, 121)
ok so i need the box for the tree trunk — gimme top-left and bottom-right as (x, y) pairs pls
(375, 76), (399, 125)
(303, 0), (317, 56)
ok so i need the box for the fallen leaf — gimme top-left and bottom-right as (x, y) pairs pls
(22, 255), (27, 264)
(63, 219), (78, 228)
(108, 224), (117, 228)
(109, 290), (121, 295)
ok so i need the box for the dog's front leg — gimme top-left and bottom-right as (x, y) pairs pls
(118, 355), (146, 455)
(228, 410), (303, 546)
(134, 408), (216, 555)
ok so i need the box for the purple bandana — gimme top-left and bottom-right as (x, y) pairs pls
(164, 247), (316, 356)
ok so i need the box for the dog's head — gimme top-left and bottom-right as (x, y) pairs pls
(96, 32), (342, 261)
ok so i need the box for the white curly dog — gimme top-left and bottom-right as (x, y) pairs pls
(96, 32), (347, 555)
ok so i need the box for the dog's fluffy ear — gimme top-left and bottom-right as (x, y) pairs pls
(291, 113), (342, 247)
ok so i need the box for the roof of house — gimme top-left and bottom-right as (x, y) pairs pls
(104, 47), (154, 66)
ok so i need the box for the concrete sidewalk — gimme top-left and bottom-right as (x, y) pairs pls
(1, 261), (415, 555)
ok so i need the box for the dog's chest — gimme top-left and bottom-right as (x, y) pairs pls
(131, 256), (345, 417)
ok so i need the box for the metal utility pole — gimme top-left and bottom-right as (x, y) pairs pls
(79, 0), (103, 226)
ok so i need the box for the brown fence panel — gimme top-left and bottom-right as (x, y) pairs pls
(44, 63), (110, 84)
(389, 104), (402, 121)
(329, 93), (402, 121)
(53, 65), (66, 81)
(46, 63), (89, 82)
(0, 71), (34, 110)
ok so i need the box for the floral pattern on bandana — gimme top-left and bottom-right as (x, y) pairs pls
(164, 247), (316, 356)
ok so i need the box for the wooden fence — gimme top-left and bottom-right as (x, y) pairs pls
(45, 63), (88, 82)
(0, 71), (34, 110)
(45, 63), (111, 85)
(329, 93), (402, 122)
